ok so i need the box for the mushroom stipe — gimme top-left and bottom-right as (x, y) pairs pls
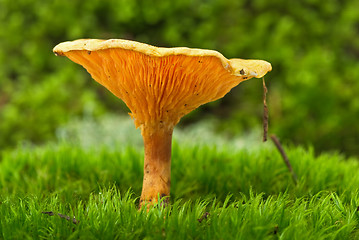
(53, 39), (272, 209)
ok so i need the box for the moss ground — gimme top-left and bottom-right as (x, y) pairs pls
(1, 138), (359, 239)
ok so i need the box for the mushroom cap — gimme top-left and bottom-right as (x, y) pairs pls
(54, 39), (271, 130)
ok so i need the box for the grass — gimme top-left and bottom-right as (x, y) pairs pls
(0, 117), (359, 239)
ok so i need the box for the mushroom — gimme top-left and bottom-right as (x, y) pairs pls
(53, 39), (272, 208)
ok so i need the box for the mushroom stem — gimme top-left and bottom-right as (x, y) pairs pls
(139, 125), (173, 208)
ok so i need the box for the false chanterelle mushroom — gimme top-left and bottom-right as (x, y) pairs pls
(53, 39), (271, 208)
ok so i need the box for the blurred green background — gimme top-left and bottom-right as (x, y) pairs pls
(1, 0), (359, 156)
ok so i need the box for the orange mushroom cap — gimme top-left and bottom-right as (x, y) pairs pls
(53, 39), (272, 131)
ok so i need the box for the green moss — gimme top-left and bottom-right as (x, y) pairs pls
(0, 142), (358, 239)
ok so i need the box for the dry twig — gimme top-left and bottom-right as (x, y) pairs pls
(197, 212), (210, 223)
(263, 78), (268, 142)
(270, 135), (298, 185)
(42, 211), (79, 224)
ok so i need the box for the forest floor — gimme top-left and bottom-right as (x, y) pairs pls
(1, 117), (358, 239)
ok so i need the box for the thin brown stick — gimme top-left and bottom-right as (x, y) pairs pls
(197, 212), (210, 223)
(262, 78), (268, 142)
(42, 211), (79, 224)
(270, 135), (298, 185)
